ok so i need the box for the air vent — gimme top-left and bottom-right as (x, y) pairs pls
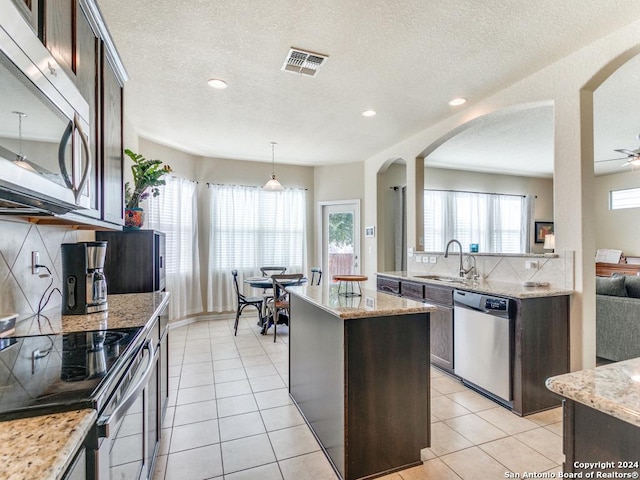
(281, 48), (328, 77)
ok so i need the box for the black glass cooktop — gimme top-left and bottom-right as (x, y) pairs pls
(0, 327), (142, 420)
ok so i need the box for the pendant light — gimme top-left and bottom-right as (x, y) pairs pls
(263, 141), (285, 191)
(12, 111), (36, 172)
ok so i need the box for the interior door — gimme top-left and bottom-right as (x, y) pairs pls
(321, 202), (361, 280)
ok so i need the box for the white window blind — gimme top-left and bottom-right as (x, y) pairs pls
(610, 187), (640, 210)
(207, 184), (306, 312)
(424, 189), (528, 253)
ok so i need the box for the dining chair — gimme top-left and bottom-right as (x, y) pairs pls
(258, 266), (287, 316)
(231, 270), (263, 336)
(310, 267), (322, 285)
(265, 273), (303, 342)
(260, 266), (287, 276)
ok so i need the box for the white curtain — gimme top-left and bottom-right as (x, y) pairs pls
(424, 189), (530, 253)
(146, 176), (203, 320)
(207, 184), (307, 312)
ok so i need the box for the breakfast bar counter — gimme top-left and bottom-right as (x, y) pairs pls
(546, 359), (640, 475)
(287, 285), (436, 480)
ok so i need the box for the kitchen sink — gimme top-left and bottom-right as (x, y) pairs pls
(413, 274), (471, 285)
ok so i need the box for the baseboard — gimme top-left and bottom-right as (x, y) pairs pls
(168, 312), (239, 330)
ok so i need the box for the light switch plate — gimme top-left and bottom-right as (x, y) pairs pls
(415, 255), (422, 263)
(429, 256), (437, 264)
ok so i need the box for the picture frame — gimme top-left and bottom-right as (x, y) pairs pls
(534, 221), (554, 244)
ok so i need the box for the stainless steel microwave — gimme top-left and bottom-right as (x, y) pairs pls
(0, 2), (92, 215)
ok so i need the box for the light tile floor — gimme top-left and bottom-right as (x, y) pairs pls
(153, 315), (564, 480)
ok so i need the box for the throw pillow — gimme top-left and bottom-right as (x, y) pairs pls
(596, 275), (628, 297)
(624, 275), (640, 298)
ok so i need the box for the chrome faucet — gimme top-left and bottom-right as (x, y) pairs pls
(464, 255), (479, 280)
(444, 239), (465, 277)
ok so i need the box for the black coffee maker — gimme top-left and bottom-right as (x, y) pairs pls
(61, 241), (108, 315)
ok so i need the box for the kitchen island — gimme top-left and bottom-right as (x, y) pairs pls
(546, 359), (640, 476)
(287, 284), (436, 480)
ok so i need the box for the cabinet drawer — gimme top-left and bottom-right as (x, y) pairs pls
(401, 281), (424, 301)
(377, 277), (400, 296)
(424, 285), (453, 306)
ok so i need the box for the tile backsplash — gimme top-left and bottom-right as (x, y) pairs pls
(407, 251), (574, 290)
(0, 218), (78, 320)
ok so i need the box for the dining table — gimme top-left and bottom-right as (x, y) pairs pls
(244, 275), (307, 334)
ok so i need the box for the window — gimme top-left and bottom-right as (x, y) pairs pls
(208, 184), (306, 271)
(207, 184), (306, 312)
(424, 189), (530, 253)
(610, 187), (640, 210)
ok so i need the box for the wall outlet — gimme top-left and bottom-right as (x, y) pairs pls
(32, 251), (40, 275)
(429, 256), (437, 264)
(525, 260), (539, 270)
(415, 255), (422, 263)
(408, 247), (414, 257)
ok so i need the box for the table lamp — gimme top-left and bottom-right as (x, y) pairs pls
(543, 233), (555, 253)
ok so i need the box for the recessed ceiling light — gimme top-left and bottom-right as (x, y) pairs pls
(207, 78), (228, 89)
(448, 98), (467, 106)
(362, 110), (376, 117)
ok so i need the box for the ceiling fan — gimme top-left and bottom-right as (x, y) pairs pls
(596, 134), (640, 168)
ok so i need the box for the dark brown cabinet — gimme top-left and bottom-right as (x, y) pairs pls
(562, 400), (640, 474)
(376, 276), (400, 296)
(40, 0), (75, 76)
(377, 274), (570, 416)
(377, 276), (455, 374)
(512, 295), (569, 416)
(400, 281), (424, 301)
(97, 230), (166, 293)
(6, 0), (125, 229)
(100, 46), (124, 225)
(424, 285), (454, 373)
(75, 3), (100, 215)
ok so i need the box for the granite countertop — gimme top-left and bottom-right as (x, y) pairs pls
(0, 409), (96, 480)
(14, 291), (170, 337)
(288, 284), (437, 319)
(546, 358), (640, 427)
(1, 292), (170, 479)
(378, 271), (573, 299)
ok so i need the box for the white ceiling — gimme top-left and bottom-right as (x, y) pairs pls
(97, 0), (640, 174)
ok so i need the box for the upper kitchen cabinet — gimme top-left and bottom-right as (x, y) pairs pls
(0, 0), (127, 228)
(75, 2), (99, 215)
(100, 44), (124, 225)
(40, 0), (75, 78)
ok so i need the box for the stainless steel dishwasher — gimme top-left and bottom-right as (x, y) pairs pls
(453, 290), (513, 406)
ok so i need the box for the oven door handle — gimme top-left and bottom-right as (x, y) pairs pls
(97, 339), (157, 438)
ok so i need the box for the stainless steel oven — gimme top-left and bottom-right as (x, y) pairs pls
(92, 327), (160, 480)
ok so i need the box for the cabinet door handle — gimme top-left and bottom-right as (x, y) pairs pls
(57, 114), (91, 204)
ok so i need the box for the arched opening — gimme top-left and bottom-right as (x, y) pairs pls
(377, 157), (407, 271)
(417, 103), (555, 255)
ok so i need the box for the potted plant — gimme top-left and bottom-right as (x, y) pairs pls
(124, 149), (172, 229)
